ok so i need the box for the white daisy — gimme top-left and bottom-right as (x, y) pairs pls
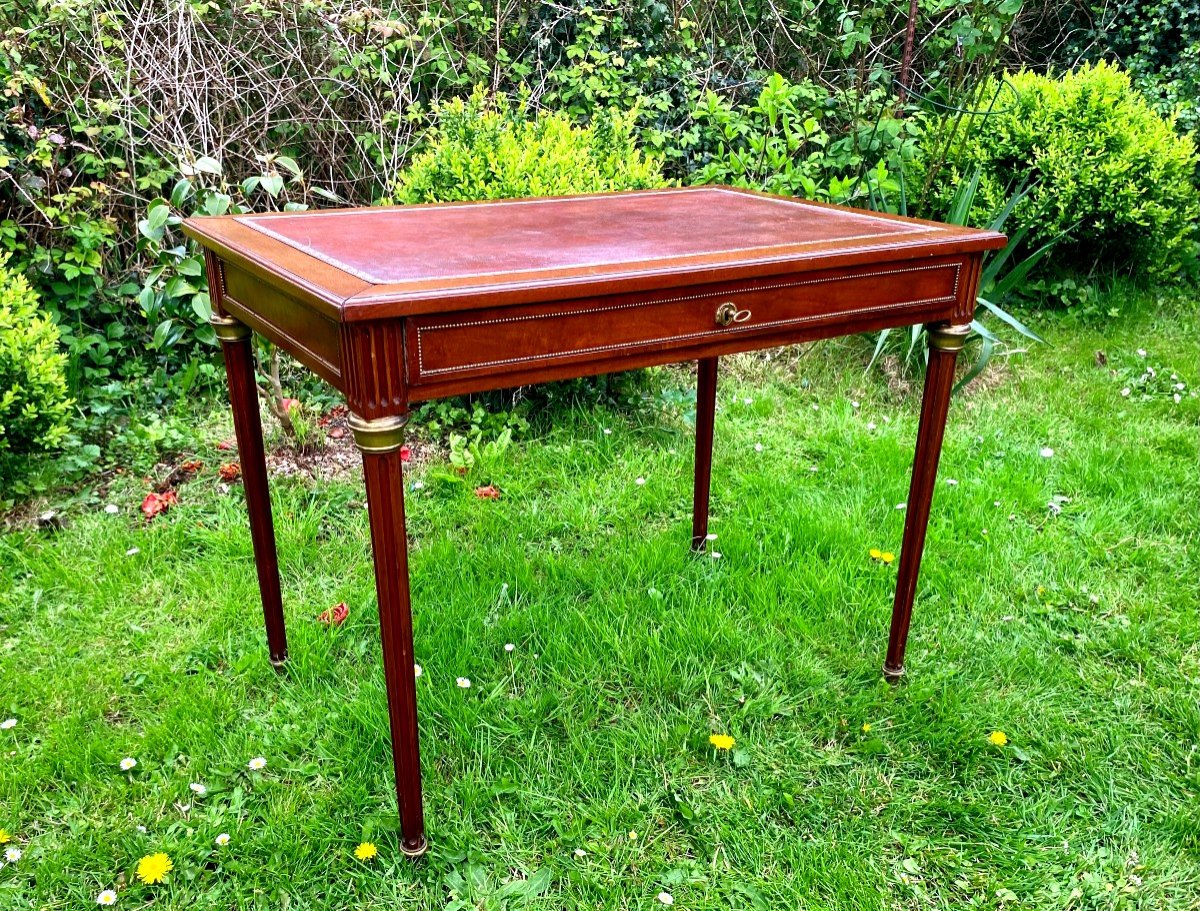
(104, 504), (119, 515)
(754, 442), (763, 452)
(705, 533), (717, 541)
(1039, 447), (1055, 458)
(657, 892), (674, 905)
(504, 643), (515, 653)
(125, 547), (140, 557)
(0, 718), (15, 730)
(414, 663), (423, 678)
(119, 757), (137, 771)
(603, 428), (612, 435)
(866, 422), (877, 431)
(189, 783), (207, 796)
(215, 832), (231, 846)
(895, 503), (907, 510)
(1120, 388), (1131, 397)
(248, 757), (266, 770)
(710, 551), (722, 560)
(944, 478), (958, 486)
(96, 890), (118, 905)
(635, 477), (646, 486)
(4, 848), (20, 863)
(411, 480), (425, 491)
(456, 677), (471, 689)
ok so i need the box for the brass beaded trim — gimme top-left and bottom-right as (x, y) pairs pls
(348, 413), (409, 454)
(210, 314), (251, 342)
(927, 323), (971, 353)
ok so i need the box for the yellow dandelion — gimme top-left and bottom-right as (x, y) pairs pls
(988, 730), (1009, 747)
(628, 830), (638, 841)
(861, 723), (872, 733)
(881, 552), (895, 564)
(354, 842), (378, 861)
(135, 852), (173, 884)
(869, 548), (883, 560)
(0, 829), (9, 844)
(709, 733), (735, 751)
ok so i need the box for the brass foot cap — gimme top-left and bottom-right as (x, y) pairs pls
(401, 836), (428, 858)
(882, 662), (905, 683)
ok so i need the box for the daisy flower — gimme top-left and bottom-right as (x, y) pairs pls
(354, 842), (378, 861)
(119, 758), (137, 771)
(456, 677), (471, 689)
(504, 643), (515, 653)
(414, 663), (423, 678)
(0, 718), (16, 730)
(96, 890), (118, 905)
(189, 783), (206, 796)
(658, 892), (674, 905)
(4, 847), (20, 863)
(214, 833), (230, 846)
(248, 757), (266, 770)
(135, 852), (172, 884)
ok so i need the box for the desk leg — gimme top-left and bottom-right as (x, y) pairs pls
(212, 314), (288, 668)
(349, 413), (427, 858)
(884, 323), (970, 680)
(692, 357), (719, 551)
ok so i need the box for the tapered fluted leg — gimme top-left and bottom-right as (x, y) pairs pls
(213, 314), (287, 667)
(350, 413), (427, 857)
(692, 357), (718, 551)
(884, 323), (969, 680)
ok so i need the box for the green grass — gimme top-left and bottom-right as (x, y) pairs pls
(2, 288), (1199, 909)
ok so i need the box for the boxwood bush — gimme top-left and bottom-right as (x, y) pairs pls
(393, 88), (667, 204)
(939, 62), (1199, 282)
(0, 258), (72, 483)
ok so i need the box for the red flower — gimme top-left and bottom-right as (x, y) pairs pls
(400, 444), (412, 462)
(318, 602), (349, 626)
(280, 397), (300, 414)
(474, 485), (500, 500)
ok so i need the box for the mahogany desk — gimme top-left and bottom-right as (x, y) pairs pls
(184, 186), (1005, 856)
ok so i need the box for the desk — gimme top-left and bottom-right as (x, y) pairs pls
(184, 186), (1005, 856)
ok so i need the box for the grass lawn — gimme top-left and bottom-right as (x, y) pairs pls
(2, 288), (1199, 909)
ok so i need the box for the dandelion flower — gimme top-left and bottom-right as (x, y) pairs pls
(862, 723), (872, 733)
(135, 852), (172, 884)
(456, 677), (471, 689)
(214, 833), (230, 846)
(869, 548), (882, 560)
(881, 552), (895, 564)
(709, 733), (735, 750)
(628, 831), (638, 841)
(354, 842), (378, 861)
(4, 847), (20, 863)
(0, 829), (9, 843)
(119, 758), (137, 771)
(248, 757), (266, 770)
(658, 892), (675, 905)
(96, 890), (118, 905)
(189, 783), (206, 796)
(0, 718), (15, 730)
(988, 730), (1009, 747)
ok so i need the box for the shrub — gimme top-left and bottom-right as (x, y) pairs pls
(393, 89), (667, 204)
(0, 258), (72, 481)
(939, 62), (1199, 281)
(687, 73), (923, 207)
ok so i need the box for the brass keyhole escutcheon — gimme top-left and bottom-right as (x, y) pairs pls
(715, 301), (752, 326)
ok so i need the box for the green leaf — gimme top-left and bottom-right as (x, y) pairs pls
(193, 155), (222, 176)
(274, 155), (301, 178)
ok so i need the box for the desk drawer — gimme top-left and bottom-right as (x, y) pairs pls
(407, 258), (964, 385)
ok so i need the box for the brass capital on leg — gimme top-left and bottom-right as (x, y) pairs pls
(926, 322), (971, 353)
(348, 413), (409, 454)
(211, 313), (252, 342)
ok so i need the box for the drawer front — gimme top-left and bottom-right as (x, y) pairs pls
(408, 258), (965, 385)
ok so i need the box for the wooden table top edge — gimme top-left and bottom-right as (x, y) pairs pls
(183, 186), (1006, 322)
